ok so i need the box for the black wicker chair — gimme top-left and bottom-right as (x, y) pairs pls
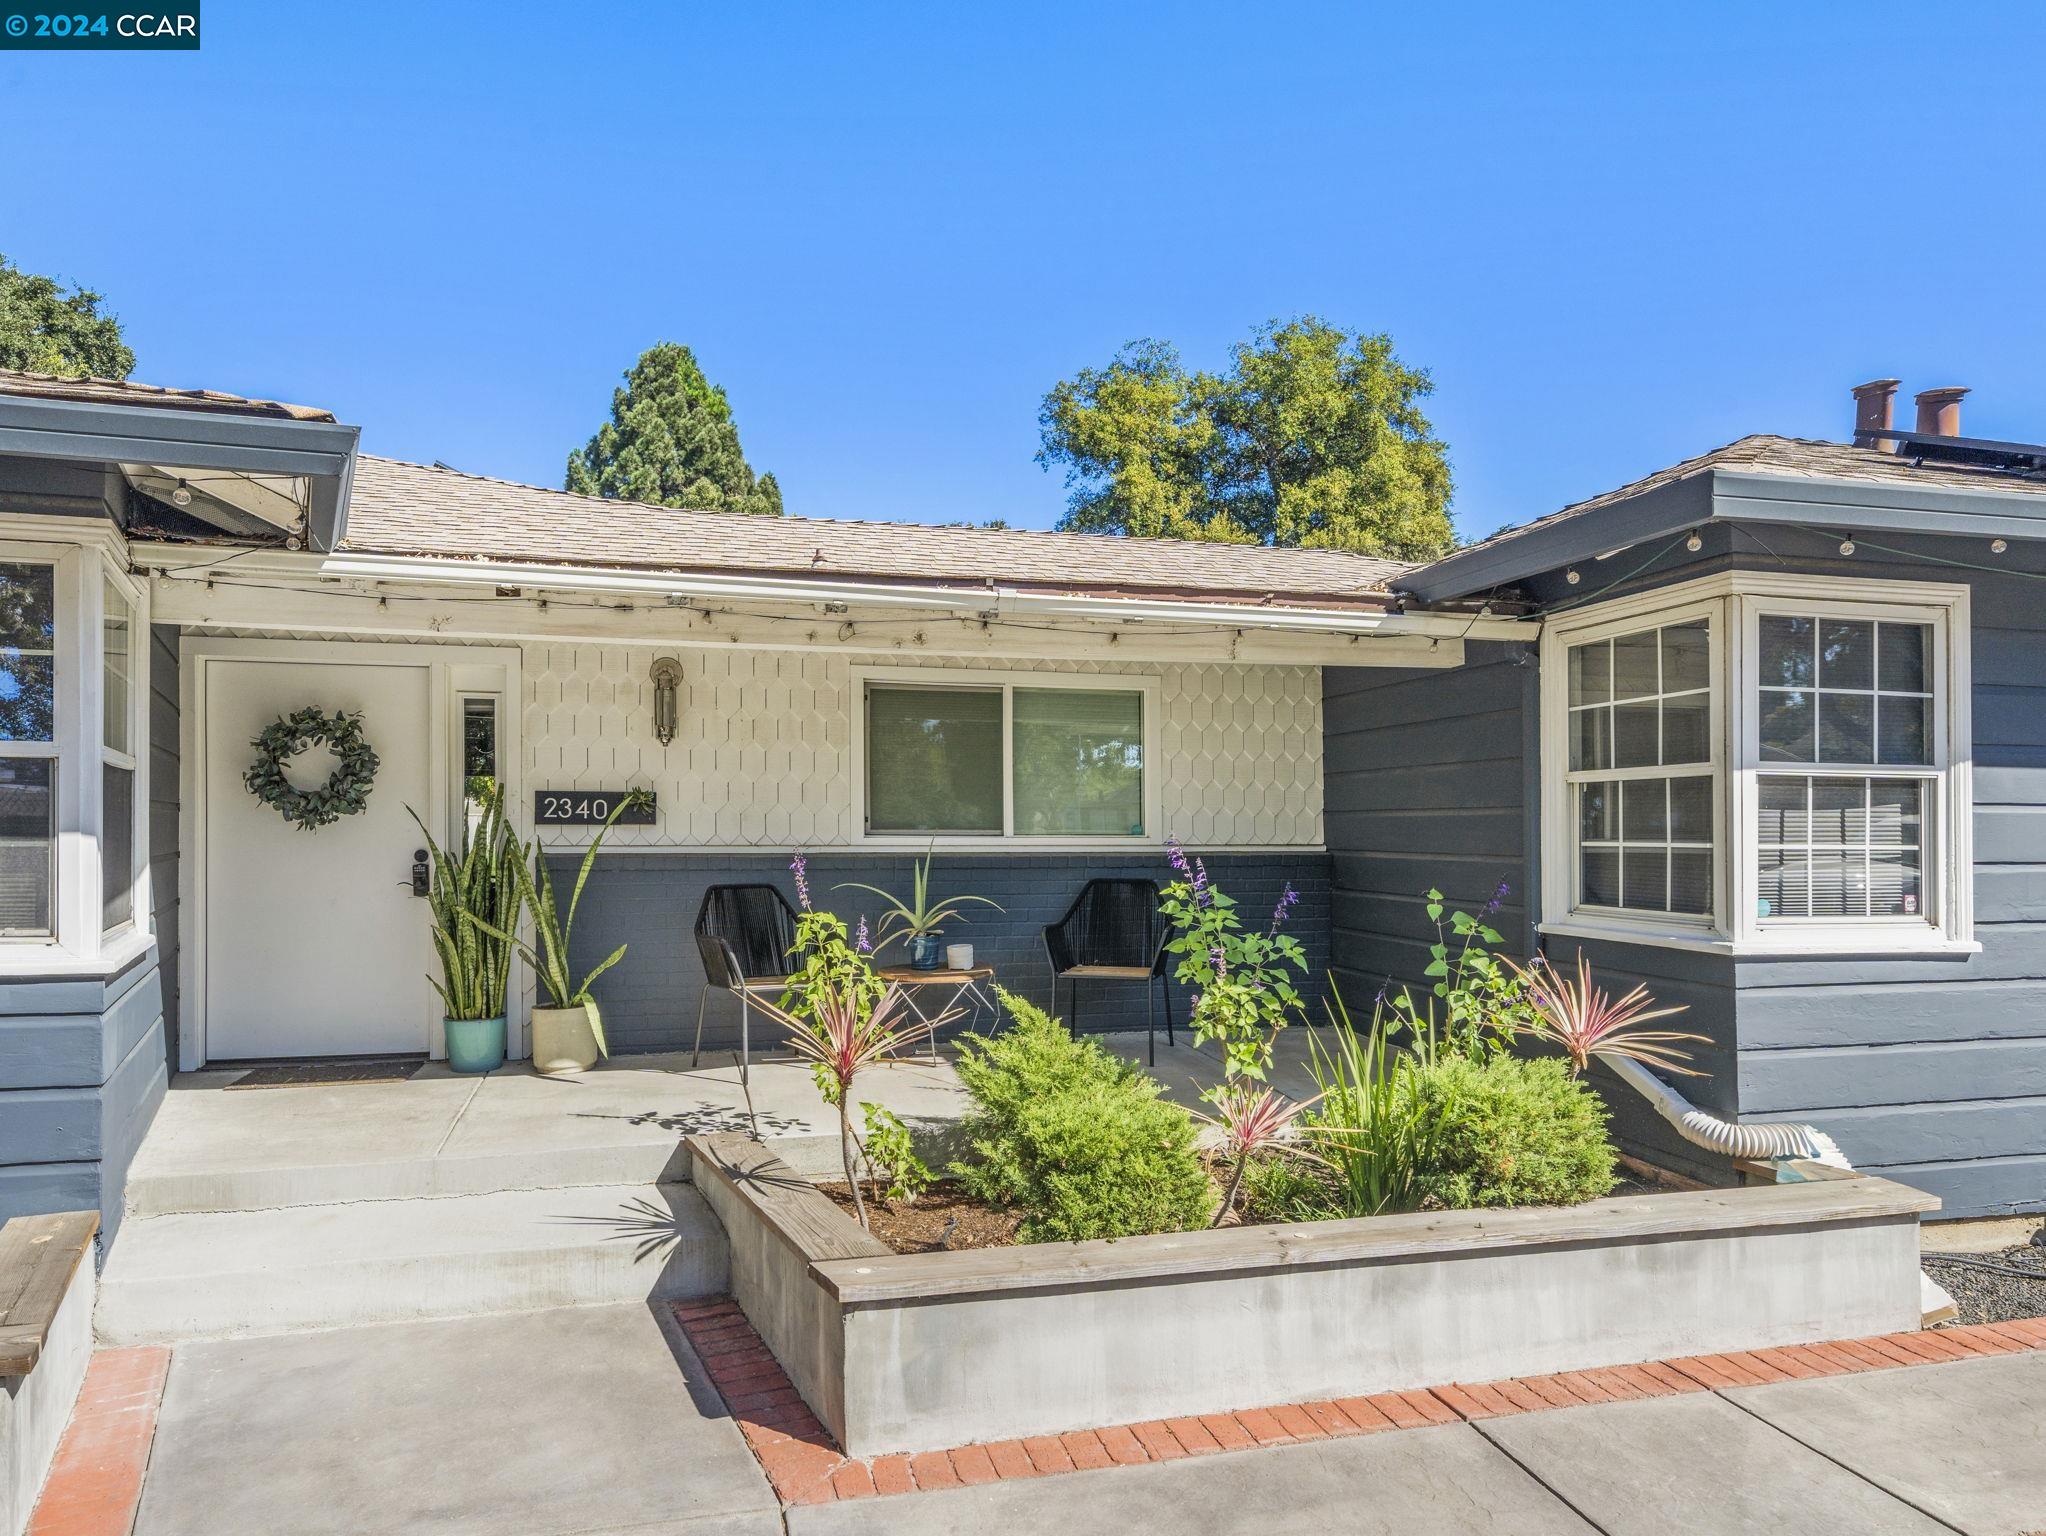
(692, 883), (800, 1130)
(1042, 878), (1176, 1063)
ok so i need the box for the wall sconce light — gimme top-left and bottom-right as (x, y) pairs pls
(650, 656), (683, 745)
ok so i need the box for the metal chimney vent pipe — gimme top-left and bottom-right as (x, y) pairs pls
(1915, 386), (1969, 438)
(1852, 379), (1900, 452)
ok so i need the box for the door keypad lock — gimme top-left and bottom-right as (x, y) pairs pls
(407, 849), (430, 897)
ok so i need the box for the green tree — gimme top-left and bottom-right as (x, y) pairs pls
(1037, 318), (1454, 560)
(565, 343), (782, 515)
(0, 254), (135, 379)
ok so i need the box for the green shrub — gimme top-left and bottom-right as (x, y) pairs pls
(1239, 1152), (1345, 1224)
(1412, 1053), (1617, 1209)
(950, 989), (1212, 1242)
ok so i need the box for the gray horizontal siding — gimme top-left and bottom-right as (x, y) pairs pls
(0, 949), (169, 1256)
(1740, 1039), (2046, 1113)
(1788, 1099), (2046, 1168)
(1852, 1155), (2046, 1220)
(1514, 525), (2046, 1218)
(1323, 645), (1737, 1186)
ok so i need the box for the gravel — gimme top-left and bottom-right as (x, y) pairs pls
(1925, 1241), (2046, 1327)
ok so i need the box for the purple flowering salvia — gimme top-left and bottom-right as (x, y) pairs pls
(1270, 883), (1299, 934)
(1165, 836), (1191, 879)
(854, 916), (872, 955)
(1192, 857), (1211, 908)
(1209, 943), (1228, 980)
(1483, 878), (1511, 917)
(790, 853), (811, 911)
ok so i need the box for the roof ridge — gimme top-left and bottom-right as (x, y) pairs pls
(354, 452), (1412, 570)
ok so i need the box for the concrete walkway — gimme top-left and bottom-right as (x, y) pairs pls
(786, 1351), (2046, 1535)
(93, 1305), (2046, 1536)
(130, 1303), (782, 1536)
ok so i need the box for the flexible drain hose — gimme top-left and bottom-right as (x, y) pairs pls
(1598, 1054), (1850, 1167)
(1596, 1053), (1955, 1324)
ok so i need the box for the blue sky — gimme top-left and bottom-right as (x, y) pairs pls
(5, 2), (2044, 543)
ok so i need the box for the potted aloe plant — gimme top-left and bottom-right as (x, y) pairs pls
(476, 794), (642, 1074)
(411, 785), (521, 1074)
(836, 848), (1003, 970)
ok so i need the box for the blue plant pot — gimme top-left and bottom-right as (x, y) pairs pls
(908, 933), (944, 971)
(445, 1015), (507, 1074)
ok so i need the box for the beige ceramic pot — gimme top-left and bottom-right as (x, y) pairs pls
(531, 1004), (600, 1075)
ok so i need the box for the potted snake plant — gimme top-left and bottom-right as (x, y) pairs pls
(836, 847), (1003, 970)
(411, 784), (521, 1073)
(475, 794), (642, 1074)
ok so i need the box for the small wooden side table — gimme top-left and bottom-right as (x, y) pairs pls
(874, 965), (999, 1056)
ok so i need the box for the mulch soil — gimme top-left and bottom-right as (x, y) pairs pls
(1924, 1241), (2046, 1327)
(818, 1181), (1022, 1253)
(818, 1162), (1666, 1256)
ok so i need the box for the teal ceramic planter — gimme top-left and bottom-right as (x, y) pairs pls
(445, 1015), (507, 1073)
(908, 933), (944, 970)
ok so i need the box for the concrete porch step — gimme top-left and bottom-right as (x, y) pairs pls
(124, 1138), (696, 1218)
(95, 1181), (727, 1345)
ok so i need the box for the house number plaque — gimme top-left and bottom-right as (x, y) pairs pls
(533, 790), (657, 827)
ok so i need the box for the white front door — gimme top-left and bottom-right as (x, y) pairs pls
(202, 657), (440, 1059)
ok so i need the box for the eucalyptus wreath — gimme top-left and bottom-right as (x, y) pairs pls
(243, 706), (380, 832)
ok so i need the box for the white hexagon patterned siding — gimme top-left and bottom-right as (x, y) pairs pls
(522, 645), (1323, 848)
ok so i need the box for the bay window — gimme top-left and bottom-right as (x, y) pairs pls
(0, 529), (150, 963)
(1540, 573), (1972, 954)
(0, 561), (58, 936)
(858, 670), (1157, 843)
(102, 573), (138, 932)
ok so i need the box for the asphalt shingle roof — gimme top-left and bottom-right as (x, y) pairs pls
(1460, 433), (2046, 560)
(341, 454), (1412, 605)
(0, 368), (336, 422)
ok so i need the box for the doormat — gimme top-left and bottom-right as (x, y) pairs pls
(225, 1056), (428, 1090)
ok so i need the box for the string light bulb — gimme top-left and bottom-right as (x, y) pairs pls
(1685, 531), (1703, 553)
(170, 479), (192, 507)
(1565, 568), (1582, 585)
(1992, 538), (2010, 555)
(1839, 538), (1857, 557)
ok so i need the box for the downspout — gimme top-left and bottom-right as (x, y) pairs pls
(1598, 1053), (1956, 1325)
(1598, 1055), (1848, 1165)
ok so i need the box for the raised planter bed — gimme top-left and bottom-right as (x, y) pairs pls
(686, 1132), (1938, 1457)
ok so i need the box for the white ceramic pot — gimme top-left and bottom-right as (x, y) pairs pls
(945, 942), (973, 971)
(531, 1004), (600, 1075)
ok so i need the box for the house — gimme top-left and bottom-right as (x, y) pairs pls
(0, 367), (2036, 1257)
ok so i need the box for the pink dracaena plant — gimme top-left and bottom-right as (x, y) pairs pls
(1507, 951), (1705, 1077)
(1199, 1081), (1325, 1228)
(747, 980), (961, 1230)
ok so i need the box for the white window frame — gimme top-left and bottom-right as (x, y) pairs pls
(1549, 594), (1727, 937)
(849, 665), (1163, 850)
(0, 519), (153, 973)
(1539, 570), (1974, 957)
(100, 561), (146, 939)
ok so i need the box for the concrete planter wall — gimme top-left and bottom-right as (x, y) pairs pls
(687, 1133), (1938, 1457)
(1, 1213), (98, 1536)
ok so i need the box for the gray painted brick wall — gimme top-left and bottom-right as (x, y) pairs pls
(550, 849), (1332, 1057)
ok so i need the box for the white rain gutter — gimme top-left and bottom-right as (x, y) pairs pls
(127, 544), (1538, 642)
(1599, 1053), (1956, 1325)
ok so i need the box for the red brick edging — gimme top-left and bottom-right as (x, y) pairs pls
(25, 1346), (171, 1536)
(672, 1298), (2046, 1509)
